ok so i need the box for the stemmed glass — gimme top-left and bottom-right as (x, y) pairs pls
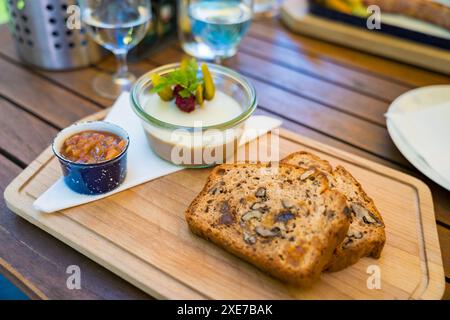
(187, 0), (253, 64)
(79, 0), (152, 99)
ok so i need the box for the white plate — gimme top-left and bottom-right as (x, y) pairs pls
(386, 85), (450, 191)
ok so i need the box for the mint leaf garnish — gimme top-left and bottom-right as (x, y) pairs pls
(179, 89), (192, 98)
(151, 58), (204, 98)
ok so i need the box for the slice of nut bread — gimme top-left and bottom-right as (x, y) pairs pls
(281, 152), (386, 272)
(185, 163), (350, 286)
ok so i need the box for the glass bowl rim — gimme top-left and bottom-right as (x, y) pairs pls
(130, 63), (257, 132)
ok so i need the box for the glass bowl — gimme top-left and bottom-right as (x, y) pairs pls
(130, 63), (257, 167)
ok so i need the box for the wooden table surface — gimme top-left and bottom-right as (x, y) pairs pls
(0, 19), (449, 300)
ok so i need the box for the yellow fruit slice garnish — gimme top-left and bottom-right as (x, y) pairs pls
(180, 57), (190, 71)
(201, 63), (215, 101)
(195, 84), (204, 106)
(151, 73), (173, 101)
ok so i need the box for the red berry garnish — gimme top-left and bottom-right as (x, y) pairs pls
(175, 94), (196, 113)
(173, 85), (183, 97)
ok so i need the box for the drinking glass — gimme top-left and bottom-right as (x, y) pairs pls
(178, 0), (215, 61)
(187, 0), (253, 64)
(253, 0), (280, 19)
(79, 0), (152, 99)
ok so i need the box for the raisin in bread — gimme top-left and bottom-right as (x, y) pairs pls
(282, 152), (386, 272)
(185, 163), (350, 286)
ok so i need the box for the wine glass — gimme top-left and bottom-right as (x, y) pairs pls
(187, 0), (253, 64)
(79, 0), (152, 99)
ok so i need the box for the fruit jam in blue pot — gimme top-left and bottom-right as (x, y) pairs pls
(52, 121), (129, 195)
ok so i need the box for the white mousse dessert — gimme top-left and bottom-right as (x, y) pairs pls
(145, 90), (242, 127)
(143, 90), (245, 166)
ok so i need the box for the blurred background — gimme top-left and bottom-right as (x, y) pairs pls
(0, 0), (7, 23)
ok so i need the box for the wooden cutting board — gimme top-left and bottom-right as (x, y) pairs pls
(4, 110), (445, 299)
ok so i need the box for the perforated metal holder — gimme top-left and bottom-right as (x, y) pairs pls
(6, 0), (105, 70)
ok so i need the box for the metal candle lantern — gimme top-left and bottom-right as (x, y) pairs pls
(6, 0), (105, 70)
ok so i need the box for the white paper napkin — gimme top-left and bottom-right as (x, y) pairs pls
(34, 92), (282, 213)
(386, 101), (450, 186)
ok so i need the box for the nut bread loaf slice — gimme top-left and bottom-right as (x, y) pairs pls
(281, 152), (386, 272)
(185, 163), (350, 286)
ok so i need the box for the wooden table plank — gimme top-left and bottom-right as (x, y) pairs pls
(0, 257), (47, 300)
(437, 225), (450, 279)
(226, 51), (389, 125)
(239, 36), (412, 101)
(444, 283), (450, 300)
(31, 67), (113, 108)
(431, 185), (450, 227)
(0, 27), (110, 108)
(0, 26), (19, 58)
(0, 57), (100, 128)
(249, 21), (450, 87)
(0, 97), (58, 165)
(0, 230), (149, 299)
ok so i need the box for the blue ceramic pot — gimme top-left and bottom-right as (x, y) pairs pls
(52, 121), (129, 195)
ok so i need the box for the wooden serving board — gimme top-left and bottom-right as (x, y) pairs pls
(4, 110), (445, 300)
(280, 0), (450, 75)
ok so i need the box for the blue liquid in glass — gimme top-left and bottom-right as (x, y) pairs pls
(189, 1), (252, 58)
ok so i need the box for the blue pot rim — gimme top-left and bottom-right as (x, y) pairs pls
(52, 121), (130, 168)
